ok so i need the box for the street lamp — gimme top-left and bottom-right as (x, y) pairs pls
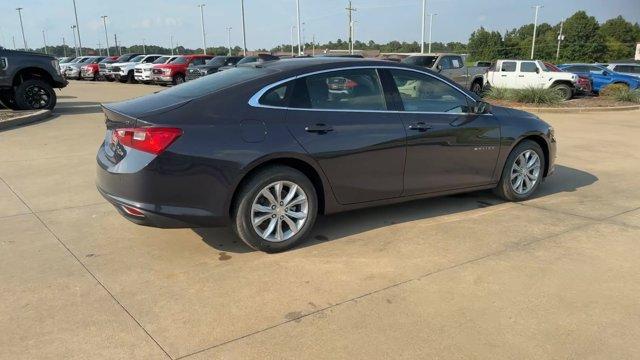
(531, 5), (543, 59)
(72, 0), (83, 55)
(16, 8), (27, 50)
(197, 4), (207, 55)
(290, 25), (296, 57)
(42, 30), (48, 54)
(295, 0), (302, 55)
(226, 27), (232, 55)
(71, 25), (79, 57)
(101, 16), (110, 56)
(428, 13), (437, 53)
(421, 0), (426, 53)
(240, 0), (247, 55)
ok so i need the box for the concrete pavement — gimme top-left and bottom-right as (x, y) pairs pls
(1, 81), (638, 359)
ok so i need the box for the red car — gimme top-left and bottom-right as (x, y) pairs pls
(81, 56), (118, 81)
(544, 62), (592, 94)
(151, 54), (214, 85)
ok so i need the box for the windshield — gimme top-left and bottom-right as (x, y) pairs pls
(80, 57), (93, 63)
(115, 55), (131, 62)
(129, 55), (145, 63)
(100, 58), (116, 64)
(170, 57), (188, 64)
(153, 56), (170, 64)
(160, 66), (271, 99)
(402, 56), (438, 68)
(237, 57), (257, 65)
(206, 56), (228, 66)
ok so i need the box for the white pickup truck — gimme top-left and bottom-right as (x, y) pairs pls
(485, 60), (577, 100)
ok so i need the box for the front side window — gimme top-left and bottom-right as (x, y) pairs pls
(294, 68), (387, 111)
(390, 69), (469, 114)
(501, 61), (516, 72)
(520, 62), (538, 73)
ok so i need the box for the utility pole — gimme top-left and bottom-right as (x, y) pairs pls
(16, 8), (27, 50)
(170, 34), (174, 55)
(240, 0), (247, 55)
(531, 5), (543, 59)
(72, 0), (83, 55)
(312, 34), (315, 55)
(428, 13), (437, 53)
(346, 1), (356, 54)
(295, 0), (302, 55)
(142, 38), (146, 54)
(97, 41), (102, 56)
(42, 30), (48, 54)
(12, 36), (17, 50)
(71, 25), (78, 56)
(114, 34), (120, 55)
(101, 16), (110, 56)
(290, 25), (296, 57)
(62, 36), (67, 57)
(198, 4), (207, 54)
(421, 0), (426, 53)
(226, 27), (232, 55)
(556, 19), (564, 60)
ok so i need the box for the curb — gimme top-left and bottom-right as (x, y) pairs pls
(510, 104), (640, 114)
(0, 110), (53, 130)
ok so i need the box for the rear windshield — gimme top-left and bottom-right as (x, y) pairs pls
(237, 57), (258, 64)
(159, 66), (272, 99)
(153, 56), (170, 64)
(170, 57), (189, 64)
(402, 56), (438, 68)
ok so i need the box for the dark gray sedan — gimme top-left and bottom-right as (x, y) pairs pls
(96, 58), (556, 252)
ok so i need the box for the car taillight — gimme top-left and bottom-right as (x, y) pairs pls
(113, 127), (182, 155)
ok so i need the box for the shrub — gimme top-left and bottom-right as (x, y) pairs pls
(484, 86), (563, 105)
(600, 84), (640, 103)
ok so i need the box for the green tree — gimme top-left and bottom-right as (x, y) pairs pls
(468, 27), (504, 61)
(598, 15), (640, 60)
(561, 11), (606, 62)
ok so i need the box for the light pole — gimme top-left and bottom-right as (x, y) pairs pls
(16, 8), (27, 50)
(428, 13), (437, 53)
(142, 38), (146, 54)
(12, 36), (16, 50)
(72, 0), (83, 55)
(556, 19), (564, 60)
(240, 0), (247, 55)
(62, 36), (67, 57)
(170, 34), (174, 55)
(345, 1), (356, 55)
(421, 0), (426, 53)
(97, 41), (102, 56)
(71, 25), (78, 56)
(531, 5), (543, 59)
(101, 16), (110, 56)
(226, 27), (232, 55)
(290, 25), (296, 57)
(197, 4), (207, 54)
(295, 0), (302, 55)
(42, 30), (48, 54)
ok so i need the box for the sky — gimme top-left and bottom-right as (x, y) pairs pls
(1, 0), (639, 51)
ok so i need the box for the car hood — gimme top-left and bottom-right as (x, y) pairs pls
(135, 63), (155, 69)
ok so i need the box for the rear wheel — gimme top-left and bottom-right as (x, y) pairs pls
(14, 79), (57, 111)
(172, 74), (185, 85)
(471, 81), (483, 95)
(494, 140), (545, 201)
(552, 84), (573, 101)
(0, 89), (19, 110)
(233, 166), (318, 253)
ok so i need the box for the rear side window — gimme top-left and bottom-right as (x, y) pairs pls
(259, 82), (293, 107)
(390, 69), (469, 114)
(520, 62), (538, 73)
(292, 68), (387, 111)
(501, 62), (516, 72)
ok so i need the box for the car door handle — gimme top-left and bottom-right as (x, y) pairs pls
(518, 75), (525, 77)
(408, 122), (432, 132)
(501, 74), (507, 77)
(305, 124), (334, 133)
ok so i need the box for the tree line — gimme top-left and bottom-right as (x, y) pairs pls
(13, 10), (640, 62)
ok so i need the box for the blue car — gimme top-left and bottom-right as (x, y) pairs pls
(558, 64), (640, 93)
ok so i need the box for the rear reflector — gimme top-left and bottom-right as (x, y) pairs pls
(121, 205), (145, 217)
(114, 127), (182, 155)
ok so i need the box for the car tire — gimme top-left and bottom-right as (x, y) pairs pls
(126, 71), (137, 84)
(0, 89), (19, 110)
(471, 81), (483, 95)
(494, 140), (545, 202)
(13, 79), (57, 111)
(172, 74), (185, 85)
(232, 166), (318, 253)
(552, 84), (573, 101)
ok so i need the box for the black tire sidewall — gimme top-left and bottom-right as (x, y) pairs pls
(234, 167), (318, 253)
(14, 79), (57, 111)
(553, 84), (572, 100)
(496, 140), (546, 201)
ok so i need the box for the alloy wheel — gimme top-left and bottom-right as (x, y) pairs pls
(251, 181), (308, 242)
(24, 85), (50, 109)
(510, 150), (541, 195)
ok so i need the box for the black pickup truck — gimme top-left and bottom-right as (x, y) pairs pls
(0, 48), (68, 110)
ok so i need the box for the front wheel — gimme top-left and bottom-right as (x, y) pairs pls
(233, 166), (318, 253)
(172, 74), (185, 85)
(552, 84), (573, 101)
(471, 81), (483, 95)
(14, 79), (57, 110)
(494, 140), (545, 201)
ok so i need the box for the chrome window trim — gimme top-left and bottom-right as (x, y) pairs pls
(247, 65), (484, 116)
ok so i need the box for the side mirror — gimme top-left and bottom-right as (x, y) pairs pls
(474, 101), (491, 114)
(436, 64), (443, 72)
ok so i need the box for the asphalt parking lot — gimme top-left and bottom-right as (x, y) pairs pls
(1, 81), (639, 359)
